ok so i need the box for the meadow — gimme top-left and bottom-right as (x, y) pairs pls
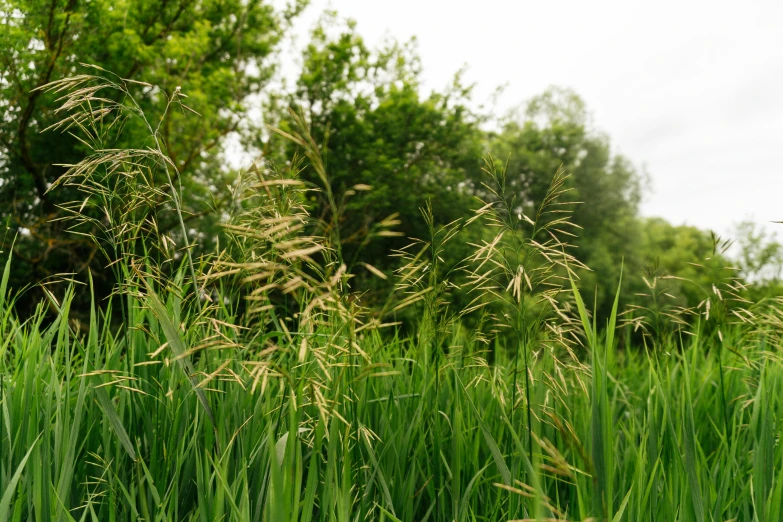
(0, 68), (781, 522)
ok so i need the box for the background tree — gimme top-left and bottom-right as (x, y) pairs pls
(264, 17), (485, 305)
(489, 87), (645, 314)
(0, 0), (305, 308)
(731, 220), (783, 301)
(1, 2), (764, 329)
(732, 221), (783, 283)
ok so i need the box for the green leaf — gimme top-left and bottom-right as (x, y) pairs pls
(0, 435), (40, 519)
(142, 280), (219, 443)
(93, 385), (136, 461)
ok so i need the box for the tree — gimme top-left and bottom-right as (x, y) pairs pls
(264, 17), (485, 304)
(0, 0), (304, 306)
(731, 220), (783, 302)
(489, 87), (645, 314)
(732, 220), (783, 283)
(636, 218), (720, 305)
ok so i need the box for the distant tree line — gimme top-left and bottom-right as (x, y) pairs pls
(1, 1), (780, 322)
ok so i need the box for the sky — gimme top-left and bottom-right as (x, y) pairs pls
(282, 0), (783, 236)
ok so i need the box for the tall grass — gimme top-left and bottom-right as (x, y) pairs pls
(1, 70), (782, 521)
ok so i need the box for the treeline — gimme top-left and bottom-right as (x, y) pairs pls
(1, 1), (780, 325)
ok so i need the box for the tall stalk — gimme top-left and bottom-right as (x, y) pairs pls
(464, 159), (585, 515)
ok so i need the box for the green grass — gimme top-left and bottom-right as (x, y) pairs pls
(1, 251), (782, 521)
(2, 71), (783, 521)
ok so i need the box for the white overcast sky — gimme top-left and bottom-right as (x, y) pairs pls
(280, 0), (783, 236)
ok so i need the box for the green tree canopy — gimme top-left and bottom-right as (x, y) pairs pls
(265, 18), (485, 302)
(0, 3), (759, 330)
(0, 0), (304, 303)
(489, 87), (645, 314)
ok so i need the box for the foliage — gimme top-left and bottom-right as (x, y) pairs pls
(2, 6), (782, 518)
(489, 87), (645, 316)
(732, 220), (783, 303)
(0, 0), (305, 308)
(262, 16), (485, 305)
(2, 183), (783, 521)
(1, 70), (781, 522)
(2, 3), (759, 323)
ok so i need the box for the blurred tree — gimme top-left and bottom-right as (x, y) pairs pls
(732, 220), (783, 283)
(264, 17), (485, 304)
(621, 221), (735, 344)
(636, 218), (720, 306)
(0, 0), (305, 304)
(489, 87), (645, 314)
(731, 220), (783, 302)
(1, 2), (747, 339)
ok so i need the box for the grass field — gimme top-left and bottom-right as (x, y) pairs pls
(1, 72), (783, 522)
(2, 253), (783, 521)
